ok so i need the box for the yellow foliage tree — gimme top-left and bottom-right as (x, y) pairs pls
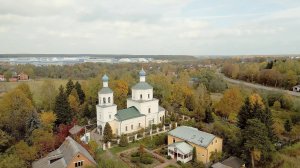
(40, 111), (57, 129)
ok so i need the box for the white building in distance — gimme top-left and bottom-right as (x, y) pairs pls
(96, 69), (165, 136)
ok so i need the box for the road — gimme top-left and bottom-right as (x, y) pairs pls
(218, 72), (300, 97)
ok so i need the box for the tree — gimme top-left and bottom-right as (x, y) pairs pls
(241, 119), (274, 168)
(0, 129), (13, 153)
(119, 134), (128, 147)
(216, 87), (243, 120)
(68, 89), (80, 114)
(65, 79), (75, 96)
(111, 80), (128, 109)
(192, 147), (197, 162)
(14, 140), (37, 163)
(31, 128), (55, 156)
(54, 85), (72, 125)
(272, 101), (281, 110)
(40, 111), (57, 130)
(26, 111), (40, 137)
(103, 123), (113, 143)
(0, 88), (35, 140)
(75, 81), (85, 104)
(40, 80), (57, 111)
(284, 119), (292, 132)
(0, 154), (26, 168)
(204, 104), (214, 123)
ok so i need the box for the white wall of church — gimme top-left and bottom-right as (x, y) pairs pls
(98, 93), (114, 105)
(132, 89), (153, 101)
(96, 104), (117, 123)
(127, 99), (159, 116)
(119, 116), (146, 135)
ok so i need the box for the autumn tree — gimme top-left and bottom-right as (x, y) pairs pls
(204, 104), (214, 123)
(119, 134), (128, 147)
(31, 128), (55, 156)
(111, 80), (128, 109)
(284, 119), (292, 132)
(103, 123), (113, 143)
(54, 85), (72, 125)
(14, 140), (37, 164)
(0, 154), (26, 168)
(68, 89), (80, 114)
(216, 87), (243, 120)
(40, 111), (57, 131)
(40, 80), (57, 111)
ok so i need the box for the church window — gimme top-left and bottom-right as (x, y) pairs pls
(131, 125), (133, 130)
(125, 126), (128, 131)
(148, 108), (151, 113)
(103, 98), (106, 104)
(109, 115), (111, 119)
(148, 94), (150, 98)
(140, 94), (142, 99)
(139, 123), (141, 127)
(173, 138), (175, 143)
(160, 117), (161, 121)
(108, 97), (111, 103)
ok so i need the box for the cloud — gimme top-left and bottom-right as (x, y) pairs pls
(0, 0), (299, 55)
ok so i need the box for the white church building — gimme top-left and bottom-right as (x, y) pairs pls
(96, 69), (165, 136)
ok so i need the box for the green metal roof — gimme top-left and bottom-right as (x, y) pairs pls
(115, 106), (145, 121)
(168, 126), (216, 148)
(168, 141), (193, 154)
(132, 82), (153, 90)
(99, 87), (113, 94)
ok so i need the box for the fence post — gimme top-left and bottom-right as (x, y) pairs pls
(102, 143), (106, 151)
(107, 141), (111, 149)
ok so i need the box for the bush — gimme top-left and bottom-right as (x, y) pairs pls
(140, 156), (153, 164)
(130, 157), (139, 163)
(119, 134), (128, 147)
(273, 101), (281, 110)
(167, 155), (172, 160)
(131, 152), (140, 157)
(177, 160), (182, 165)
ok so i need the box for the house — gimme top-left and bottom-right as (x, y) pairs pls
(292, 85), (300, 92)
(167, 126), (223, 164)
(32, 136), (96, 168)
(211, 156), (245, 168)
(0, 74), (5, 81)
(18, 72), (29, 80)
(9, 72), (18, 82)
(97, 69), (165, 136)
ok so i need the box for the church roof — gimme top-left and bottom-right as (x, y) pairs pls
(99, 87), (113, 94)
(115, 106), (145, 121)
(132, 82), (153, 90)
(102, 74), (109, 81)
(168, 126), (216, 148)
(139, 68), (146, 76)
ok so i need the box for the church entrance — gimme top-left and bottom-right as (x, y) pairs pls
(98, 125), (103, 135)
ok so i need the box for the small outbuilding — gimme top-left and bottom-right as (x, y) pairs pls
(168, 141), (193, 163)
(211, 156), (245, 168)
(292, 85), (300, 92)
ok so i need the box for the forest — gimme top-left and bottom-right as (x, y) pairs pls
(0, 59), (299, 168)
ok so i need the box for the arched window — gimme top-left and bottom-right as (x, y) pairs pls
(148, 108), (151, 113)
(148, 94), (150, 98)
(103, 98), (106, 104)
(108, 97), (111, 103)
(140, 94), (142, 99)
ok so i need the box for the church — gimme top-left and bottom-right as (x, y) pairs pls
(96, 69), (165, 136)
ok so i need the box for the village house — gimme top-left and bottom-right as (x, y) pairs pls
(167, 126), (223, 164)
(292, 85), (300, 92)
(18, 72), (29, 80)
(32, 136), (96, 168)
(96, 69), (165, 136)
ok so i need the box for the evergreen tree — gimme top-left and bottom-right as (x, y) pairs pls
(192, 147), (197, 162)
(75, 81), (85, 104)
(241, 119), (274, 168)
(54, 86), (72, 125)
(103, 123), (113, 143)
(265, 61), (273, 69)
(237, 98), (252, 129)
(119, 134), (128, 147)
(284, 119), (292, 132)
(26, 111), (40, 138)
(65, 79), (74, 96)
(204, 105), (214, 123)
(263, 108), (276, 142)
(83, 103), (90, 118)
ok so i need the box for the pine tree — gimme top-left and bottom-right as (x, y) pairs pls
(65, 79), (74, 96)
(242, 119), (274, 168)
(75, 81), (85, 104)
(237, 97), (252, 129)
(204, 105), (214, 123)
(284, 119), (292, 132)
(103, 123), (113, 143)
(192, 147), (197, 162)
(54, 85), (72, 125)
(119, 134), (128, 147)
(83, 103), (90, 118)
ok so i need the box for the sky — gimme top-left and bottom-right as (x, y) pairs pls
(0, 0), (300, 55)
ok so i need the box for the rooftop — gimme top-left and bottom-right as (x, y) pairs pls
(32, 136), (96, 168)
(115, 106), (145, 121)
(132, 82), (153, 90)
(168, 126), (216, 148)
(99, 87), (113, 94)
(168, 141), (193, 154)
